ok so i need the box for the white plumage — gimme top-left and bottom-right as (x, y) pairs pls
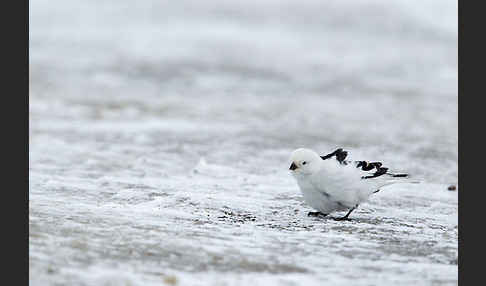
(289, 148), (408, 220)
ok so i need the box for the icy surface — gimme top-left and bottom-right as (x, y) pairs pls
(30, 0), (458, 285)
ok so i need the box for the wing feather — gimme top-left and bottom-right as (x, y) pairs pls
(321, 148), (408, 180)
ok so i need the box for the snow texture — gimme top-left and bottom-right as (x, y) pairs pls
(30, 0), (458, 285)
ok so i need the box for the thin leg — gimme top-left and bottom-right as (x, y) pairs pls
(308, 211), (328, 217)
(333, 205), (358, 221)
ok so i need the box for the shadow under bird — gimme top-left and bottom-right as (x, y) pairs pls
(289, 148), (408, 220)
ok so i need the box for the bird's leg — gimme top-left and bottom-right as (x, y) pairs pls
(307, 211), (328, 217)
(333, 205), (358, 221)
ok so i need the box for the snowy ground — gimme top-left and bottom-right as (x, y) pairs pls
(29, 0), (458, 285)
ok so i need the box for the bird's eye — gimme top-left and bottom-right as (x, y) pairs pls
(302, 161), (307, 165)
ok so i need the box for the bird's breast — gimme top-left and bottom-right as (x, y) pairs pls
(296, 178), (340, 213)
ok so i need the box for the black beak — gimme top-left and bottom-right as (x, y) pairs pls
(289, 162), (298, 170)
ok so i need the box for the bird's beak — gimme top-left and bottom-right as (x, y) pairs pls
(289, 162), (298, 171)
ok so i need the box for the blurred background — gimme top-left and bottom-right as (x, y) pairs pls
(30, 0), (458, 285)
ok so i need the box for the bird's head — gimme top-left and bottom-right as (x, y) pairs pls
(289, 148), (322, 176)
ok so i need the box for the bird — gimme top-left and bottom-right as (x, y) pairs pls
(288, 148), (408, 220)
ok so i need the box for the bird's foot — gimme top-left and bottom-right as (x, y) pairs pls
(332, 206), (357, 221)
(307, 211), (328, 218)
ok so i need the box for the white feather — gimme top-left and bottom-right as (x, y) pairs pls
(289, 148), (407, 215)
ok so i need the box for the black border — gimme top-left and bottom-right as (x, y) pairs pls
(2, 0), (29, 284)
(458, 0), (483, 285)
(457, 0), (462, 282)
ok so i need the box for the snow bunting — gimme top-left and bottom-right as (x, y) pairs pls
(289, 148), (408, 220)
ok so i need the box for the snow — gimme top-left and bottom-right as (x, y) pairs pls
(30, 0), (457, 285)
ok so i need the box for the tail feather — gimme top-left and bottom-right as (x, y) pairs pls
(375, 177), (421, 193)
(386, 172), (409, 178)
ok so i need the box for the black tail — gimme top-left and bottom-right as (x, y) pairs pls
(386, 173), (409, 178)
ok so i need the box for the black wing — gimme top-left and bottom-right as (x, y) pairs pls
(320, 148), (348, 164)
(321, 148), (409, 180)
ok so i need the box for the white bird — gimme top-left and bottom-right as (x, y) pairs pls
(289, 148), (408, 220)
